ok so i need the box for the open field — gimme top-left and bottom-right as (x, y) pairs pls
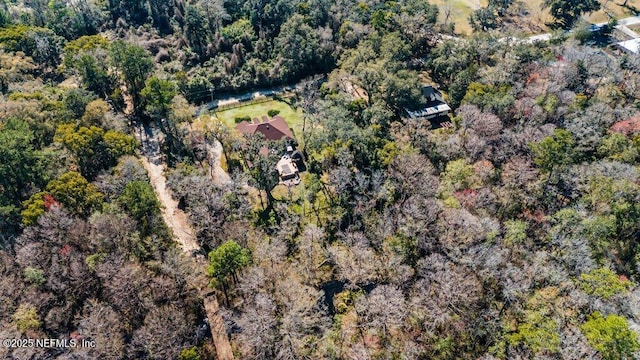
(210, 99), (305, 139)
(432, 0), (640, 35)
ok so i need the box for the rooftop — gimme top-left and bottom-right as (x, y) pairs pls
(235, 115), (294, 141)
(276, 155), (301, 186)
(405, 85), (451, 120)
(617, 39), (640, 54)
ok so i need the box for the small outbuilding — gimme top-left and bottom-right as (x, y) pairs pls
(276, 155), (301, 186)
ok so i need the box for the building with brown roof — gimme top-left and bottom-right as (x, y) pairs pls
(235, 115), (294, 141)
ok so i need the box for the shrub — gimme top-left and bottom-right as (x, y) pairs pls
(268, 109), (280, 117)
(179, 347), (201, 360)
(581, 312), (640, 360)
(23, 267), (45, 286)
(234, 115), (251, 123)
(13, 304), (41, 332)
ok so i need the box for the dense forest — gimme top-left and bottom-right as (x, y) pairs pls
(2, 0), (640, 359)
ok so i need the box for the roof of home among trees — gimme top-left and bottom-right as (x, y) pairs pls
(234, 115), (294, 141)
(404, 85), (451, 120)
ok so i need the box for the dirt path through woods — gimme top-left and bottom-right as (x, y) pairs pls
(135, 125), (235, 360)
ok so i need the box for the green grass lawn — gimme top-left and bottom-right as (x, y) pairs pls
(430, 0), (487, 35)
(211, 99), (305, 140)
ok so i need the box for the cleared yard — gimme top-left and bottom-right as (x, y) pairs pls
(431, 0), (640, 35)
(211, 99), (305, 139)
(430, 0), (488, 34)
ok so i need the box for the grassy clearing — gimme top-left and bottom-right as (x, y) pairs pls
(210, 99), (305, 139)
(431, 0), (640, 35)
(430, 0), (488, 35)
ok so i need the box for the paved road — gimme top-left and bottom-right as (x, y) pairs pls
(196, 83), (300, 117)
(525, 15), (640, 43)
(527, 33), (552, 42)
(615, 16), (640, 27)
(619, 25), (640, 39)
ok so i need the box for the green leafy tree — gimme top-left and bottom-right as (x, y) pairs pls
(64, 88), (97, 119)
(530, 129), (576, 174)
(581, 312), (640, 360)
(504, 219), (528, 246)
(208, 240), (251, 305)
(55, 124), (136, 179)
(21, 192), (49, 227)
(110, 41), (153, 116)
(583, 176), (640, 273)
(118, 180), (161, 236)
(507, 308), (560, 355)
(141, 76), (177, 118)
(394, 0), (438, 56)
(371, 9), (393, 32)
(107, 0), (149, 26)
(23, 267), (46, 286)
(0, 8), (10, 28)
(579, 268), (631, 299)
(469, 7), (499, 32)
(440, 159), (477, 194)
(54, 124), (105, 178)
(81, 99), (111, 126)
(184, 5), (209, 58)
(62, 35), (115, 97)
(0, 119), (45, 231)
(179, 347), (202, 360)
(147, 0), (174, 33)
(542, 0), (600, 29)
(598, 133), (638, 163)
(506, 288), (562, 355)
(489, 0), (515, 15)
(221, 18), (256, 45)
(22, 171), (105, 225)
(0, 25), (63, 73)
(428, 38), (479, 88)
(45, 171), (105, 215)
(46, 0), (105, 39)
(274, 14), (322, 81)
(581, 214), (617, 263)
(338, 32), (422, 113)
(141, 76), (187, 160)
(104, 130), (138, 159)
(462, 82), (514, 116)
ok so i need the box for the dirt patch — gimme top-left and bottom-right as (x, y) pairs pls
(139, 155), (200, 253)
(208, 140), (232, 185)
